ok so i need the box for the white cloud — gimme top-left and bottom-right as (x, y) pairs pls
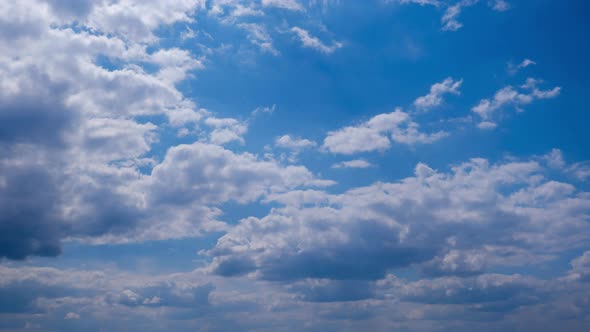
(262, 0), (304, 11)
(204, 116), (249, 145)
(146, 142), (334, 206)
(543, 148), (566, 169)
(387, 0), (441, 7)
(275, 135), (317, 150)
(291, 27), (343, 54)
(0, 0), (343, 256)
(207, 155), (590, 281)
(489, 0), (510, 12)
(568, 163), (590, 181)
(392, 0), (507, 32)
(323, 109), (447, 154)
(86, 0), (206, 43)
(251, 104), (276, 116)
(472, 78), (561, 127)
(64, 312), (81, 320)
(332, 159), (373, 169)
(441, 0), (479, 31)
(237, 23), (279, 55)
(508, 58), (536, 74)
(414, 77), (463, 110)
(477, 121), (497, 130)
(441, 0), (478, 32)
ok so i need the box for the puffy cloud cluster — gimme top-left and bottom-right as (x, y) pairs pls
(323, 109), (447, 154)
(0, 0), (333, 258)
(207, 155), (590, 282)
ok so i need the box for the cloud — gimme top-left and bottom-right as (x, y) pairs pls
(64, 312), (80, 320)
(477, 121), (498, 130)
(0, 0), (351, 259)
(441, 0), (479, 32)
(275, 135), (317, 150)
(544, 149), (590, 182)
(204, 116), (249, 145)
(387, 0), (442, 7)
(85, 0), (207, 43)
(397, 273), (545, 311)
(489, 0), (510, 12)
(287, 279), (375, 302)
(414, 77), (463, 111)
(0, 264), (215, 319)
(76, 141), (334, 245)
(391, 0), (508, 32)
(291, 27), (343, 54)
(0, 152), (64, 260)
(508, 58), (536, 74)
(146, 142), (333, 206)
(568, 162), (590, 181)
(251, 104), (276, 117)
(472, 78), (561, 128)
(332, 159), (373, 169)
(568, 251), (590, 282)
(237, 23), (280, 55)
(323, 109), (447, 154)
(1, 2), (589, 331)
(207, 156), (590, 283)
(262, 0), (304, 11)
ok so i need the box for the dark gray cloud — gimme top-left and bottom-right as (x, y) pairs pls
(399, 274), (545, 311)
(287, 280), (375, 302)
(0, 160), (64, 259)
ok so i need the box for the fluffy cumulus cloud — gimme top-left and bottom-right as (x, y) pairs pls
(207, 155), (590, 283)
(0, 0), (336, 257)
(323, 109), (447, 154)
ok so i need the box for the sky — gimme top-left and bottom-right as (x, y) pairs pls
(1, 0), (590, 331)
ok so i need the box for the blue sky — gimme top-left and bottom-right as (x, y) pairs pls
(1, 0), (590, 331)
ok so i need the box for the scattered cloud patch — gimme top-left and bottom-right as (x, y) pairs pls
(323, 109), (447, 154)
(262, 0), (304, 11)
(414, 77), (463, 111)
(508, 58), (536, 74)
(251, 104), (276, 117)
(441, 0), (477, 31)
(489, 0), (510, 12)
(472, 78), (561, 128)
(291, 27), (343, 54)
